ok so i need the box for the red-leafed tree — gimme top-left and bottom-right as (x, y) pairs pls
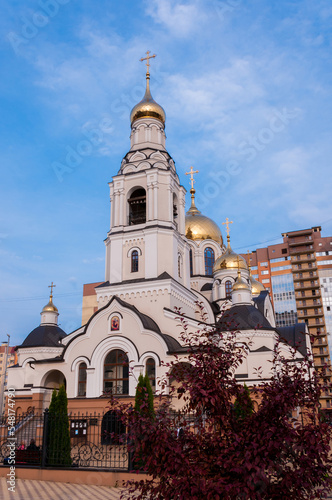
(112, 309), (332, 500)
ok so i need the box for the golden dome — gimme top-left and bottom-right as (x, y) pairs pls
(130, 79), (165, 126)
(249, 274), (265, 295)
(213, 240), (248, 272)
(233, 274), (250, 292)
(42, 296), (58, 313)
(186, 213), (223, 244)
(185, 188), (223, 244)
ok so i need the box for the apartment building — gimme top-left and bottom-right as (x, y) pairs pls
(244, 226), (332, 411)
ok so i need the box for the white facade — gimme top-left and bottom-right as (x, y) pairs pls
(7, 72), (310, 413)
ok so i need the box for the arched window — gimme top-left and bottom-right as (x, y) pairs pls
(101, 410), (126, 445)
(225, 280), (232, 299)
(189, 249), (193, 277)
(128, 188), (146, 225)
(78, 362), (87, 396)
(204, 247), (215, 276)
(131, 250), (139, 272)
(104, 350), (129, 395)
(146, 357), (156, 392)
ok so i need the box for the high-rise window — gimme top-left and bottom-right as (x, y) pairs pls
(204, 248), (215, 276)
(272, 274), (297, 327)
(131, 250), (139, 272)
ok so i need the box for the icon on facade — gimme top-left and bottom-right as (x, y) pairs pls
(111, 316), (120, 331)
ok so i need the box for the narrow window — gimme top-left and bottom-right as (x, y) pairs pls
(225, 280), (232, 299)
(78, 362), (87, 397)
(104, 350), (129, 395)
(189, 249), (193, 277)
(204, 247), (215, 276)
(131, 250), (139, 272)
(178, 255), (182, 277)
(146, 357), (156, 393)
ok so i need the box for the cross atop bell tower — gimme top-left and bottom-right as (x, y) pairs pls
(140, 50), (156, 79)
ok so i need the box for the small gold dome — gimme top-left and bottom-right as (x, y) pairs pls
(233, 275), (250, 291)
(213, 242), (248, 272)
(250, 275), (265, 295)
(130, 83), (165, 126)
(42, 297), (58, 313)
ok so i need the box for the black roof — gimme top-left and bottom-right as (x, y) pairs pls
(114, 296), (161, 334)
(278, 324), (308, 357)
(162, 334), (188, 354)
(218, 304), (274, 331)
(19, 325), (67, 348)
(201, 283), (212, 291)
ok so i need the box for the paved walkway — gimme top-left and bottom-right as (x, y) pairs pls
(0, 477), (125, 499)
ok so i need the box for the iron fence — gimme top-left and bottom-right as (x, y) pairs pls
(0, 409), (129, 470)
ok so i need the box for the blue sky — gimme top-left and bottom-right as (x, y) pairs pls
(1, 0), (332, 345)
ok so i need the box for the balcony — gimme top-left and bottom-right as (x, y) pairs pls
(288, 238), (313, 247)
(289, 247), (314, 255)
(291, 256), (316, 264)
(299, 311), (324, 320)
(316, 337), (329, 347)
(295, 282), (320, 290)
(293, 273), (317, 281)
(297, 300), (321, 309)
(291, 263), (317, 272)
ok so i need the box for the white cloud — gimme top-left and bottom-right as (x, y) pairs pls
(146, 0), (205, 38)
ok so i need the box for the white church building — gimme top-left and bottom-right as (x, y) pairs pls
(8, 54), (310, 415)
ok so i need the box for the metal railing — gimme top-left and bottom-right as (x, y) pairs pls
(0, 410), (129, 470)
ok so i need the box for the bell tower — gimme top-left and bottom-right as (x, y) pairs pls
(103, 52), (189, 290)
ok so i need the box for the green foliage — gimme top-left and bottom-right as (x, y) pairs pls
(48, 384), (71, 467)
(233, 383), (254, 424)
(134, 374), (155, 418)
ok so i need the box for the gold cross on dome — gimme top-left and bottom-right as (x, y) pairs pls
(247, 250), (251, 265)
(48, 282), (56, 297)
(222, 217), (233, 238)
(140, 51), (156, 76)
(185, 166), (199, 190)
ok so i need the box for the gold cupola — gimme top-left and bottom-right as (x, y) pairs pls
(232, 269), (250, 292)
(185, 167), (223, 244)
(130, 51), (166, 126)
(213, 220), (248, 272)
(41, 283), (58, 314)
